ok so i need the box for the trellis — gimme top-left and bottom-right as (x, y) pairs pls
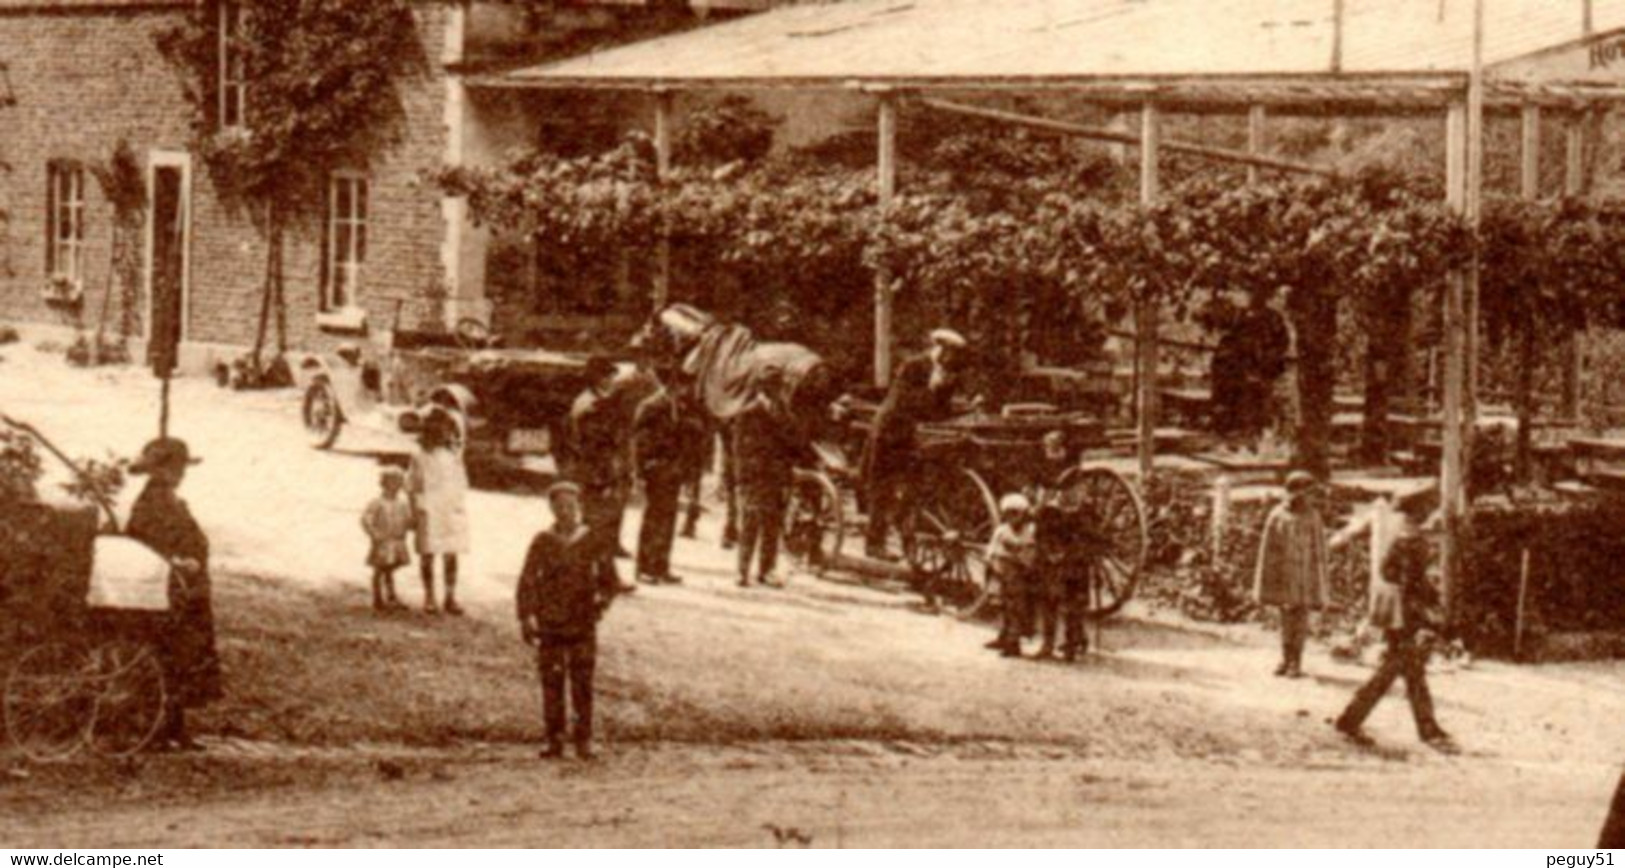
(468, 0), (1625, 623)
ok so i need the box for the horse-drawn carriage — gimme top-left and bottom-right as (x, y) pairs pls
(1, 418), (174, 760)
(638, 304), (1149, 618)
(783, 403), (1149, 617)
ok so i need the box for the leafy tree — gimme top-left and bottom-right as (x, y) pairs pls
(157, 0), (428, 371)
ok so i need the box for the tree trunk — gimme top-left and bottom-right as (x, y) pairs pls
(272, 223), (288, 356)
(251, 226), (276, 371)
(1291, 287), (1336, 479)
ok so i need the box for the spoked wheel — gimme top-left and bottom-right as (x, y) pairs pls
(302, 380), (343, 450)
(904, 467), (999, 618)
(1055, 465), (1149, 618)
(3, 643), (94, 762)
(85, 641), (167, 758)
(784, 469), (844, 576)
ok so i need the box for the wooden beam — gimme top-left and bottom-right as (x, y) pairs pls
(653, 89), (675, 310)
(1137, 102), (1160, 482)
(917, 97), (1338, 178)
(1247, 104), (1267, 185)
(875, 91), (898, 388)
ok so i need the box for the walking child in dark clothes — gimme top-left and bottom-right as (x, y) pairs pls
(1334, 504), (1456, 753)
(361, 466), (411, 612)
(733, 368), (797, 588)
(516, 481), (620, 761)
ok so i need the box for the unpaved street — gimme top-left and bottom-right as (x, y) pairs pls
(1, 341), (1622, 847)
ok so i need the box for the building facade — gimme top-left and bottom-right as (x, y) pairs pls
(0, 0), (774, 370)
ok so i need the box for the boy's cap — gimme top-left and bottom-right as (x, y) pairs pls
(547, 480), (583, 500)
(1285, 470), (1318, 492)
(380, 466), (406, 482)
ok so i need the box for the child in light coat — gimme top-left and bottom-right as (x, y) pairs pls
(361, 466), (412, 612)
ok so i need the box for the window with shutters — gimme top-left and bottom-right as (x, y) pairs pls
(324, 172), (367, 312)
(45, 162), (86, 291)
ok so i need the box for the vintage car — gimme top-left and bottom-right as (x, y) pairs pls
(291, 321), (639, 489)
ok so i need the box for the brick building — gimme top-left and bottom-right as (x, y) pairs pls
(0, 0), (777, 370)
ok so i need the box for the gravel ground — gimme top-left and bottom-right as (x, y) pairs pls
(0, 338), (1622, 847)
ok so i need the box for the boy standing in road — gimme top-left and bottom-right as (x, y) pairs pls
(517, 482), (621, 760)
(1253, 470), (1330, 678)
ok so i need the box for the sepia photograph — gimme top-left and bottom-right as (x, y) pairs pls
(0, 0), (1624, 852)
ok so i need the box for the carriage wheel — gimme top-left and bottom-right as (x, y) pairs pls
(3, 643), (94, 762)
(302, 380), (343, 450)
(785, 469), (844, 575)
(1056, 465), (1149, 618)
(905, 467), (999, 618)
(85, 641), (167, 758)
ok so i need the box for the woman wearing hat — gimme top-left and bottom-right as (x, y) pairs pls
(1253, 470), (1330, 678)
(127, 437), (221, 751)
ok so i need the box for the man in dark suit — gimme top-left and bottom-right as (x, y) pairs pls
(861, 329), (967, 562)
(566, 356), (635, 592)
(632, 368), (694, 585)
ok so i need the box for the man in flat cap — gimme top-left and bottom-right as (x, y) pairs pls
(127, 437), (220, 751)
(565, 355), (635, 592)
(516, 481), (620, 760)
(862, 329), (968, 569)
(1254, 470), (1330, 678)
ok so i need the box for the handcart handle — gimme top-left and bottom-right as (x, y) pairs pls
(0, 412), (122, 533)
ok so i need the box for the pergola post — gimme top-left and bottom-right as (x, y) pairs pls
(1246, 104), (1267, 185)
(1441, 0), (1487, 630)
(1136, 101), (1161, 481)
(1516, 103), (1541, 480)
(1563, 111), (1590, 418)
(1440, 94), (1469, 631)
(653, 88), (675, 310)
(875, 89), (898, 388)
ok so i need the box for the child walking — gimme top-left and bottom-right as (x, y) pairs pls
(361, 466), (412, 612)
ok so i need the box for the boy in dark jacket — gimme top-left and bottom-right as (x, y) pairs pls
(1334, 504), (1455, 752)
(517, 482), (621, 760)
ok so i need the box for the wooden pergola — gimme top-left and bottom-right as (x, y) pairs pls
(469, 0), (1625, 620)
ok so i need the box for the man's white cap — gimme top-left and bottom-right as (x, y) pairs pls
(999, 493), (1031, 515)
(930, 328), (968, 349)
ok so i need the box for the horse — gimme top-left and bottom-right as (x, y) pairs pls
(630, 303), (842, 543)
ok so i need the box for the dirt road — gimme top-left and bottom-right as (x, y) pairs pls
(1, 340), (1622, 847)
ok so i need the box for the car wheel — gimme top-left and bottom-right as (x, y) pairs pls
(303, 380), (344, 450)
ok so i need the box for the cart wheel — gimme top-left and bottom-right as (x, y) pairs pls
(4, 643), (93, 762)
(85, 641), (167, 758)
(785, 469), (844, 575)
(302, 380), (343, 450)
(454, 317), (493, 350)
(1056, 465), (1149, 618)
(905, 467), (998, 618)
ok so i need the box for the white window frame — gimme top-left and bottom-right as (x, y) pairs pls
(324, 172), (368, 314)
(46, 162), (86, 291)
(218, 0), (247, 129)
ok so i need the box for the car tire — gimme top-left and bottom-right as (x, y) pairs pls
(303, 380), (344, 450)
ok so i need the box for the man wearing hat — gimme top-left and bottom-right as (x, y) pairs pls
(127, 437), (220, 751)
(565, 356), (635, 591)
(516, 481), (620, 760)
(732, 365), (799, 588)
(861, 328), (968, 567)
(631, 365), (698, 585)
(1253, 470), (1330, 678)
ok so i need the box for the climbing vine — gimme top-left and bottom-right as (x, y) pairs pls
(157, 0), (428, 372)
